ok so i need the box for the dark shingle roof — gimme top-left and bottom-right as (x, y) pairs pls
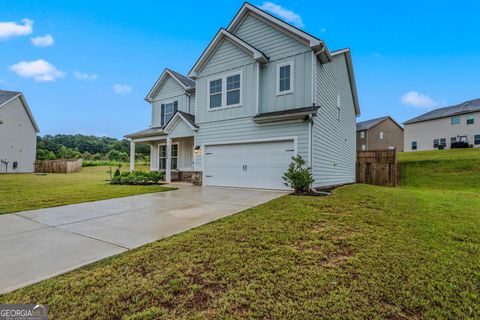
(167, 69), (195, 88)
(178, 111), (198, 128)
(124, 126), (166, 139)
(404, 98), (480, 125)
(254, 106), (320, 119)
(356, 116), (389, 131)
(0, 90), (21, 106)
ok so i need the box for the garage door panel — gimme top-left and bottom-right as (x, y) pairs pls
(204, 140), (294, 190)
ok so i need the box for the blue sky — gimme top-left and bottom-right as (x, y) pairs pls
(1, 0), (479, 139)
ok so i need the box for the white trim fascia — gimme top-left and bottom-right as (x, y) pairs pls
(188, 28), (268, 79)
(331, 49), (360, 116)
(131, 136), (167, 143)
(0, 93), (21, 108)
(276, 60), (294, 96)
(227, 3), (331, 61)
(145, 69), (194, 102)
(311, 51), (316, 105)
(163, 112), (198, 133)
(255, 62), (260, 115)
(207, 70), (243, 111)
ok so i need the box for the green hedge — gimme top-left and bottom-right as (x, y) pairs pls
(110, 171), (164, 185)
(83, 160), (125, 167)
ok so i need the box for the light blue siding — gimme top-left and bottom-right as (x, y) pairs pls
(312, 53), (357, 187)
(150, 76), (190, 127)
(194, 117), (308, 169)
(168, 120), (194, 139)
(188, 93), (195, 115)
(201, 39), (253, 76)
(234, 13), (310, 59)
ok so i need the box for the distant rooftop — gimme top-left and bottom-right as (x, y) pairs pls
(356, 116), (390, 131)
(0, 90), (21, 106)
(404, 98), (480, 125)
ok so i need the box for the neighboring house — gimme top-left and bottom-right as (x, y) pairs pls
(125, 3), (360, 190)
(356, 116), (404, 151)
(404, 98), (480, 151)
(0, 90), (40, 173)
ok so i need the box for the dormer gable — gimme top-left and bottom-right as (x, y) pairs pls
(146, 69), (195, 102)
(188, 28), (268, 79)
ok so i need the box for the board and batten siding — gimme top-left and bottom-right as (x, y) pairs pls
(196, 38), (258, 123)
(188, 93), (196, 115)
(0, 97), (37, 173)
(194, 117), (308, 170)
(233, 13), (313, 114)
(150, 137), (193, 171)
(312, 54), (357, 187)
(150, 76), (190, 127)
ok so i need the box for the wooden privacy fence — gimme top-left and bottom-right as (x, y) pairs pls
(356, 150), (397, 187)
(35, 159), (83, 174)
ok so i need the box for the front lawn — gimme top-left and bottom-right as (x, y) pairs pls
(1, 183), (479, 318)
(0, 166), (174, 214)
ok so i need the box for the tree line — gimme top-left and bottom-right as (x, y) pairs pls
(36, 134), (150, 162)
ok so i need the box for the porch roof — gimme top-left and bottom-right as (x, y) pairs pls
(124, 126), (166, 139)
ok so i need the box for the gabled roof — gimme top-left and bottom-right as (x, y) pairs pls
(331, 48), (360, 116)
(403, 98), (480, 125)
(357, 116), (403, 131)
(227, 2), (331, 63)
(188, 28), (268, 79)
(163, 110), (198, 132)
(0, 90), (39, 133)
(145, 69), (196, 102)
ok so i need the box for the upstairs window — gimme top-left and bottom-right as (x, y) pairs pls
(451, 116), (460, 125)
(276, 61), (293, 95)
(209, 79), (222, 108)
(160, 101), (177, 126)
(380, 132), (384, 139)
(467, 114), (474, 125)
(226, 74), (241, 106)
(360, 131), (365, 139)
(411, 141), (417, 150)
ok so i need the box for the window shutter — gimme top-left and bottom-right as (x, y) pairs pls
(173, 101), (178, 114)
(160, 104), (165, 126)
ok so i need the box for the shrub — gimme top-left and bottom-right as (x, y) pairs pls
(110, 171), (164, 185)
(282, 155), (314, 193)
(113, 168), (121, 177)
(83, 160), (123, 167)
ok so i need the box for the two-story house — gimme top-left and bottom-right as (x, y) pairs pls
(404, 98), (480, 151)
(0, 90), (39, 173)
(356, 116), (404, 151)
(125, 2), (360, 190)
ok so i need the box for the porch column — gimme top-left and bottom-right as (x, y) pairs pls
(165, 138), (172, 183)
(129, 141), (135, 172)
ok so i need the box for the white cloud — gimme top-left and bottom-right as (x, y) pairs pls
(401, 91), (437, 109)
(0, 18), (33, 40)
(10, 59), (65, 82)
(113, 84), (132, 95)
(31, 34), (54, 47)
(259, 2), (304, 28)
(74, 70), (98, 81)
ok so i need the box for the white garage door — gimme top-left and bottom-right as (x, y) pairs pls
(204, 140), (295, 190)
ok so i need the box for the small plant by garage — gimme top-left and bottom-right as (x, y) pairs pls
(282, 155), (314, 193)
(110, 171), (165, 185)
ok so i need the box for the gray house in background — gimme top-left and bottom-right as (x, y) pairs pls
(357, 116), (404, 151)
(0, 90), (39, 173)
(126, 2), (360, 189)
(404, 98), (480, 152)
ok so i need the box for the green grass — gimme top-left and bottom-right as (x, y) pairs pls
(0, 166), (173, 214)
(1, 150), (479, 319)
(398, 148), (480, 163)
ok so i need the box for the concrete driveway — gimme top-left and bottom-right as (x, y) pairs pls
(0, 185), (286, 294)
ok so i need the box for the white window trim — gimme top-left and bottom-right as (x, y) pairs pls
(207, 70), (243, 111)
(161, 100), (177, 126)
(380, 132), (384, 139)
(360, 131), (365, 139)
(158, 142), (179, 170)
(276, 61), (294, 96)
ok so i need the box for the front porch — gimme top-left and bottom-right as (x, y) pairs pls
(125, 111), (201, 185)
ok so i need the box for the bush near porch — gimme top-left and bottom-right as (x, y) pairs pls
(1, 149), (479, 319)
(110, 170), (165, 185)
